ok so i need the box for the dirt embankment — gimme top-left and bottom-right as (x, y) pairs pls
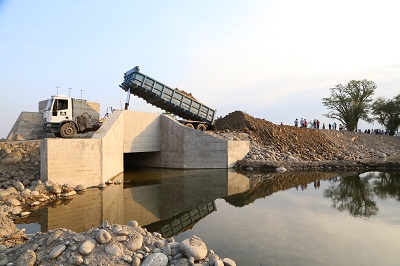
(210, 111), (400, 171)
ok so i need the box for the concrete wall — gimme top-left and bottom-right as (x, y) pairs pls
(40, 138), (103, 188)
(123, 111), (161, 153)
(92, 110), (124, 181)
(126, 114), (250, 169)
(7, 112), (48, 141)
(41, 110), (125, 188)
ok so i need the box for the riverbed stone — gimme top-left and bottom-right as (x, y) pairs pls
(223, 257), (237, 266)
(48, 244), (66, 260)
(141, 253), (168, 266)
(17, 249), (36, 266)
(48, 183), (62, 194)
(179, 236), (207, 261)
(47, 229), (64, 245)
(377, 151), (387, 159)
(74, 184), (87, 191)
(6, 198), (21, 207)
(104, 243), (122, 256)
(79, 239), (97, 255)
(69, 255), (84, 265)
(14, 182), (25, 192)
(125, 231), (143, 251)
(96, 229), (112, 244)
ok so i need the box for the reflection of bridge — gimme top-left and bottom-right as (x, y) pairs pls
(17, 169), (249, 234)
(146, 201), (217, 238)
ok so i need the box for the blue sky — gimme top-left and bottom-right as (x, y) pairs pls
(1, 0), (399, 138)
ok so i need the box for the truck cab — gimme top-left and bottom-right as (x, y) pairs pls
(43, 95), (102, 138)
(43, 95), (75, 137)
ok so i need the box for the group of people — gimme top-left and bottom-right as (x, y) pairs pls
(292, 118), (390, 135)
(294, 118), (322, 129)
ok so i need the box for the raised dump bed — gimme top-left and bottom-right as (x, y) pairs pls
(120, 66), (216, 130)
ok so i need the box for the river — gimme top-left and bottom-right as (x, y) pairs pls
(16, 168), (400, 265)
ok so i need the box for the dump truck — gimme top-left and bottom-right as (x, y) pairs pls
(120, 66), (216, 130)
(43, 95), (101, 138)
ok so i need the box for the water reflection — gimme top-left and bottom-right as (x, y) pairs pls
(224, 170), (355, 207)
(15, 170), (400, 238)
(323, 171), (400, 218)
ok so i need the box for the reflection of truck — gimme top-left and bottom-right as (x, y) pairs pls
(43, 95), (101, 138)
(120, 66), (216, 130)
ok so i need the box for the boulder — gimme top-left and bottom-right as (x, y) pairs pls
(179, 236), (207, 261)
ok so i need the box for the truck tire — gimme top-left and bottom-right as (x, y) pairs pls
(185, 123), (194, 129)
(60, 123), (77, 138)
(196, 124), (207, 131)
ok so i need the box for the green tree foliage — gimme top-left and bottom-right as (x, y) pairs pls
(322, 79), (376, 131)
(371, 94), (400, 136)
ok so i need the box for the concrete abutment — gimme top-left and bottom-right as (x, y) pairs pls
(11, 110), (249, 187)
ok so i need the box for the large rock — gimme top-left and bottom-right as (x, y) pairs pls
(179, 236), (207, 261)
(17, 249), (36, 266)
(96, 229), (112, 244)
(141, 253), (168, 266)
(79, 239), (96, 255)
(125, 231), (143, 251)
(48, 244), (66, 260)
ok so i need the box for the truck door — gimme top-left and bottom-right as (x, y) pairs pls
(51, 98), (73, 123)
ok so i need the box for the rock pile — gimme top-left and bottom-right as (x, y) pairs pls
(211, 111), (400, 170)
(0, 220), (234, 266)
(0, 141), (40, 190)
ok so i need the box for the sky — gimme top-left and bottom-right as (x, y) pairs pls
(1, 0), (399, 138)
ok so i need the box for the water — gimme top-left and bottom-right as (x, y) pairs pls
(16, 169), (400, 265)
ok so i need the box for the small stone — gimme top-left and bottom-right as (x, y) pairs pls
(48, 244), (66, 260)
(276, 167), (287, 172)
(20, 211), (31, 217)
(127, 220), (138, 227)
(17, 249), (36, 266)
(179, 236), (207, 261)
(125, 231), (144, 251)
(73, 234), (87, 242)
(132, 256), (141, 266)
(6, 198), (21, 207)
(48, 183), (62, 194)
(104, 243), (122, 256)
(95, 229), (112, 244)
(69, 255), (84, 265)
(47, 229), (64, 245)
(74, 184), (87, 191)
(79, 239), (97, 255)
(141, 253), (168, 266)
(222, 258), (237, 266)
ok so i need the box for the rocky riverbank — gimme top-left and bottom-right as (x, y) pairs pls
(0, 140), (235, 265)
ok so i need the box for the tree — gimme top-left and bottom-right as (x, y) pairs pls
(371, 94), (400, 136)
(322, 79), (376, 131)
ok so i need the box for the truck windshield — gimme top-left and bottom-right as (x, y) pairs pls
(45, 98), (53, 111)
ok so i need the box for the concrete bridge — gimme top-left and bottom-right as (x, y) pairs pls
(8, 109), (249, 188)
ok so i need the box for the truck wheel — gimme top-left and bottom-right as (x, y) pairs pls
(60, 123), (77, 138)
(185, 123), (194, 129)
(196, 124), (207, 131)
